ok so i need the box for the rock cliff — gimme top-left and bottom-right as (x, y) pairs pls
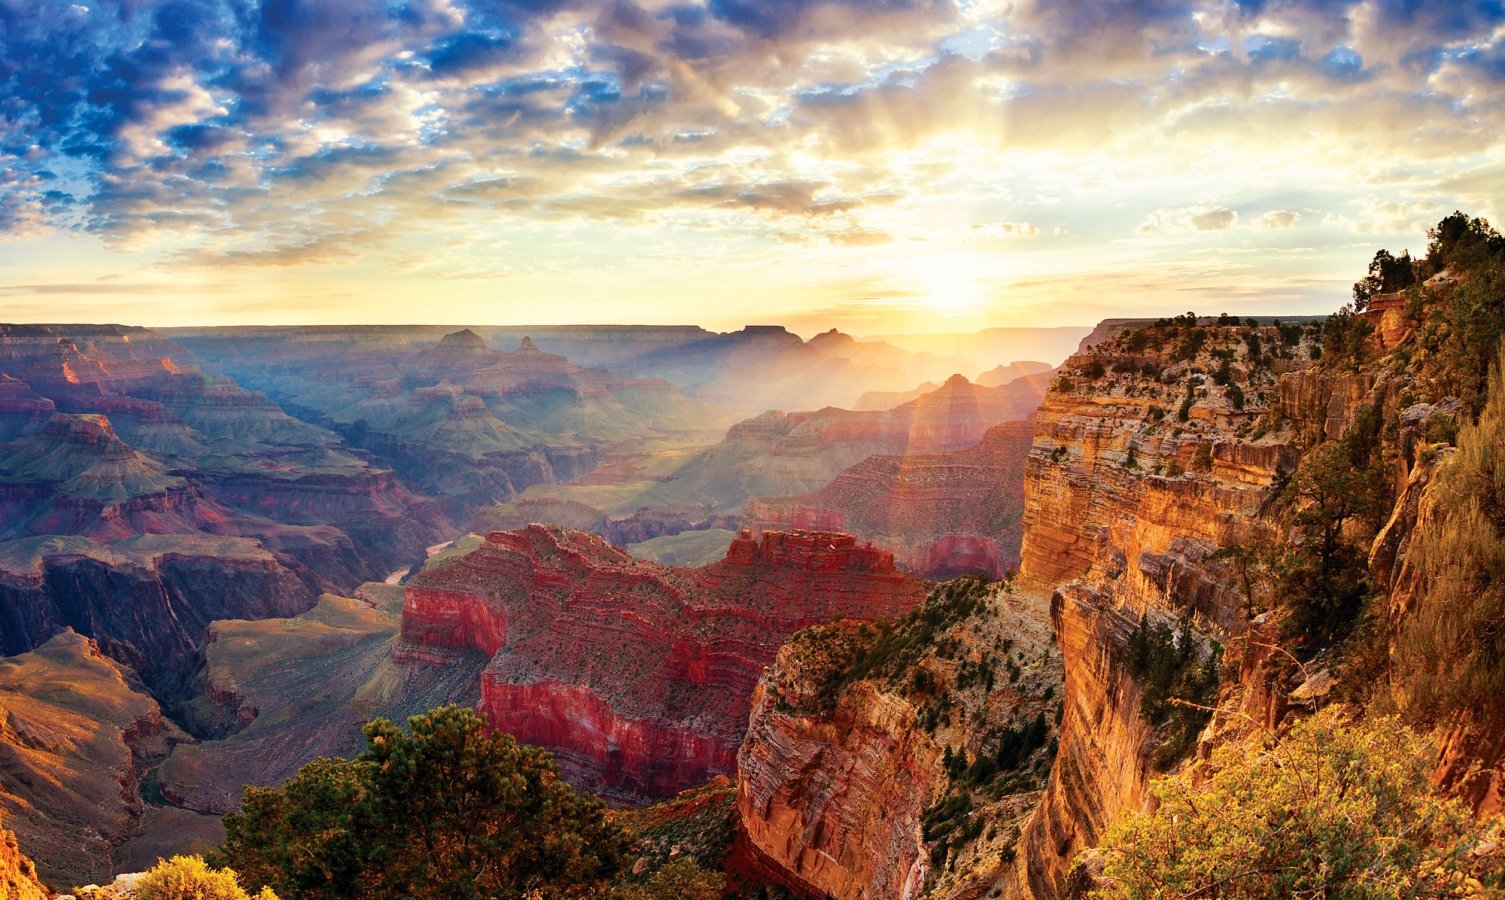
(402, 526), (927, 802)
(735, 578), (1062, 899)
(1016, 318), (1322, 894)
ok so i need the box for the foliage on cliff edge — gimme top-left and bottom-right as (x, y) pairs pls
(1093, 709), (1504, 898)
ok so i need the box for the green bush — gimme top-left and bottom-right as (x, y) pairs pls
(1093, 709), (1505, 898)
(1123, 616), (1220, 768)
(217, 705), (629, 900)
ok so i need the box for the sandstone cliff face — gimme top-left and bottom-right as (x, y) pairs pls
(0, 825), (47, 900)
(746, 421), (1035, 579)
(1011, 311), (1479, 896)
(736, 579), (1062, 900)
(402, 526), (927, 802)
(1015, 321), (1324, 895)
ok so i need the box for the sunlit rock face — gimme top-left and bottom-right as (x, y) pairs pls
(746, 419), (1037, 579)
(401, 525), (926, 801)
(1015, 324), (1311, 895)
(1008, 316), (1461, 896)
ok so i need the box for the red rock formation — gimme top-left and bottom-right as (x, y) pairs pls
(746, 421), (1036, 579)
(402, 525), (926, 801)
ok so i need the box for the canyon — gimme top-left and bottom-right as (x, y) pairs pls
(6, 262), (1500, 897)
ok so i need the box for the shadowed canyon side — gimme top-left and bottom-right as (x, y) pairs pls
(0, 630), (187, 888)
(401, 526), (928, 801)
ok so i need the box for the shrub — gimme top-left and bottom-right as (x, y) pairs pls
(134, 856), (277, 900)
(1191, 442), (1213, 473)
(1123, 616), (1220, 768)
(1093, 709), (1505, 898)
(217, 705), (629, 900)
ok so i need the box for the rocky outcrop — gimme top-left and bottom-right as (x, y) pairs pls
(0, 825), (46, 900)
(746, 421), (1036, 579)
(1015, 321), (1322, 895)
(0, 630), (179, 889)
(736, 580), (1062, 899)
(402, 526), (927, 802)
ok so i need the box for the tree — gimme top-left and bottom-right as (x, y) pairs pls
(218, 705), (631, 900)
(1352, 248), (1417, 310)
(133, 856), (278, 900)
(1093, 709), (1504, 898)
(1279, 424), (1390, 647)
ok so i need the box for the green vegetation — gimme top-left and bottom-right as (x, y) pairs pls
(217, 705), (629, 899)
(1124, 616), (1220, 769)
(804, 577), (994, 711)
(1352, 247), (1417, 309)
(129, 855), (278, 900)
(1275, 406), (1391, 648)
(1393, 335), (1505, 739)
(612, 860), (723, 899)
(1093, 709), (1504, 898)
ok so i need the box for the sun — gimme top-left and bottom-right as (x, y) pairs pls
(914, 254), (984, 316)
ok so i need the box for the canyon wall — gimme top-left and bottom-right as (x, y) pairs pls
(735, 579), (1062, 899)
(401, 526), (927, 802)
(1016, 322), (1317, 894)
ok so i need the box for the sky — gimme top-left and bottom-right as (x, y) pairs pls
(0, 0), (1503, 334)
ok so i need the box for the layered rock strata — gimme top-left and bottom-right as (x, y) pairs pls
(401, 526), (927, 801)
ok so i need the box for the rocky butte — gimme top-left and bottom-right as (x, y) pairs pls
(400, 525), (927, 801)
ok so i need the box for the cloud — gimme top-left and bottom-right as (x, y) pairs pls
(0, 0), (1501, 289)
(1190, 207), (1239, 230)
(1256, 209), (1302, 229)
